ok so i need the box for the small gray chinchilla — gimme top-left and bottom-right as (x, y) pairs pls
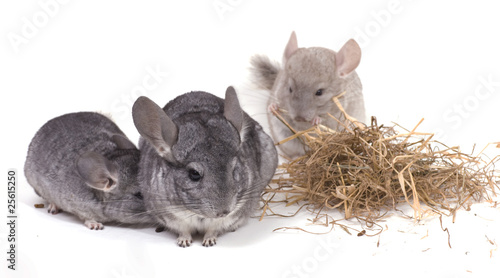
(132, 86), (278, 247)
(25, 112), (154, 229)
(250, 31), (366, 159)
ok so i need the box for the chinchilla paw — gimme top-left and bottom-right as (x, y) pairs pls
(268, 103), (280, 115)
(177, 236), (193, 248)
(311, 116), (322, 126)
(84, 220), (104, 230)
(202, 237), (217, 247)
(47, 203), (61, 214)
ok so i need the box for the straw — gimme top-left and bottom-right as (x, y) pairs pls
(262, 93), (499, 226)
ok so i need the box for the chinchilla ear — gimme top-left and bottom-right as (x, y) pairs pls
(132, 96), (178, 163)
(111, 134), (137, 150)
(224, 86), (244, 137)
(283, 31), (298, 64)
(77, 152), (118, 192)
(336, 39), (361, 78)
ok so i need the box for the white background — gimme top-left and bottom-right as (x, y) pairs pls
(1, 1), (500, 277)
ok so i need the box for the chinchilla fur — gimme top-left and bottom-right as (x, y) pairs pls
(133, 86), (278, 247)
(25, 112), (154, 230)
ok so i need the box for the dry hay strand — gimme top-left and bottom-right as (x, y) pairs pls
(262, 95), (500, 225)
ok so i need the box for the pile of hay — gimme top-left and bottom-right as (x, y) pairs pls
(262, 98), (499, 224)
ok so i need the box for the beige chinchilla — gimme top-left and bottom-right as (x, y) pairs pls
(250, 31), (366, 159)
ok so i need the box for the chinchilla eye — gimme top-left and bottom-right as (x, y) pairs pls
(133, 192), (143, 200)
(289, 87), (293, 93)
(188, 169), (202, 182)
(315, 89), (323, 96)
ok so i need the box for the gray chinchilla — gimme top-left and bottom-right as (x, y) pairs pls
(24, 112), (154, 230)
(250, 31), (366, 159)
(132, 86), (278, 247)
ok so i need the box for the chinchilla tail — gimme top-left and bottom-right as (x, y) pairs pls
(249, 55), (280, 91)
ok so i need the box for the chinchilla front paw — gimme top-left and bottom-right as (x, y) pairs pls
(84, 219), (104, 230)
(177, 234), (193, 248)
(311, 116), (322, 126)
(202, 237), (217, 247)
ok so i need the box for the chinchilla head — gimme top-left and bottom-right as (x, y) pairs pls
(77, 134), (142, 199)
(279, 31), (362, 123)
(133, 87), (256, 219)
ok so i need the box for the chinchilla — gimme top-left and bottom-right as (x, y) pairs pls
(24, 112), (154, 230)
(250, 31), (366, 159)
(132, 86), (278, 247)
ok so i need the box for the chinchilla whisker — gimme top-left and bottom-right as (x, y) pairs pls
(237, 89), (272, 98)
(240, 103), (268, 111)
(238, 94), (270, 103)
(147, 205), (199, 215)
(248, 112), (271, 118)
